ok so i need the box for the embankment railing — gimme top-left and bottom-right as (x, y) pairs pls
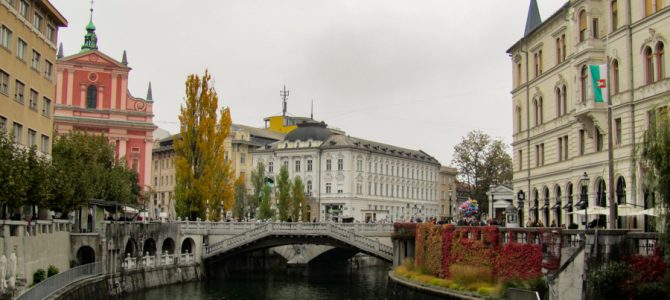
(16, 262), (103, 300)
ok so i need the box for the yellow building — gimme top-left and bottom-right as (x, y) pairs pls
(438, 166), (458, 219)
(0, 0), (67, 153)
(508, 0), (669, 229)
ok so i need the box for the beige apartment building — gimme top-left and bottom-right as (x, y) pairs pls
(148, 124), (284, 219)
(438, 166), (458, 219)
(508, 0), (668, 229)
(0, 0), (67, 153)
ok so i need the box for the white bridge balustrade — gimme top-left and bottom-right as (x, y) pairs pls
(178, 221), (393, 237)
(160, 253), (175, 266)
(202, 223), (393, 262)
(179, 252), (194, 264)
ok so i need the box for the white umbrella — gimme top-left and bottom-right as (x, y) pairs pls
(569, 206), (609, 215)
(635, 208), (658, 216)
(617, 204), (642, 216)
(122, 206), (138, 214)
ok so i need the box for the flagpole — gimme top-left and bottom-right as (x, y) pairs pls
(606, 13), (617, 229)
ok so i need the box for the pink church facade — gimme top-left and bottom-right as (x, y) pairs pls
(53, 20), (156, 190)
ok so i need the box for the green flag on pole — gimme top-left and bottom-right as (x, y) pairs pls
(589, 64), (608, 103)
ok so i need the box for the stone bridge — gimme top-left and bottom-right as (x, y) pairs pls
(200, 223), (394, 263)
(71, 221), (393, 272)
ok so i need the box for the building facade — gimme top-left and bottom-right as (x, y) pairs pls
(438, 166), (458, 219)
(149, 124), (284, 219)
(0, 0), (67, 153)
(54, 16), (156, 189)
(508, 0), (669, 229)
(252, 121), (441, 223)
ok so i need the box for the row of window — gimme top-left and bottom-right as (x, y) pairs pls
(0, 25), (54, 80)
(153, 155), (174, 171)
(154, 174), (174, 188)
(4, 0), (57, 43)
(517, 1), (665, 87)
(0, 116), (49, 153)
(0, 69), (52, 116)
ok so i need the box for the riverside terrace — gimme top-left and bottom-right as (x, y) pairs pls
(390, 223), (660, 299)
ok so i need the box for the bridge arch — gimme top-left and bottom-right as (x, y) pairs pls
(161, 238), (176, 254)
(76, 246), (95, 265)
(125, 238), (138, 257)
(143, 238), (157, 256)
(181, 237), (195, 254)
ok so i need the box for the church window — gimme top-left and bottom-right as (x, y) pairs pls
(86, 85), (97, 109)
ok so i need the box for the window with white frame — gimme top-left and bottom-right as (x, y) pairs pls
(46, 25), (55, 43)
(17, 39), (26, 60)
(44, 60), (52, 79)
(326, 183), (332, 194)
(18, 0), (28, 18)
(0, 116), (6, 132)
(31, 50), (40, 70)
(42, 97), (50, 117)
(337, 158), (343, 170)
(268, 161), (273, 173)
(27, 129), (36, 147)
(0, 70), (8, 95)
(326, 159), (331, 171)
(29, 89), (37, 111)
(295, 160), (300, 172)
(12, 122), (22, 144)
(14, 80), (24, 103)
(40, 134), (49, 153)
(0, 26), (11, 49)
(33, 13), (42, 31)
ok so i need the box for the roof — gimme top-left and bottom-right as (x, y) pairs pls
(232, 124), (285, 141)
(524, 0), (542, 36)
(284, 120), (333, 142)
(39, 0), (68, 27)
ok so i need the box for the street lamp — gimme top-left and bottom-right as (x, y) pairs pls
(578, 172), (590, 228)
(517, 190), (525, 227)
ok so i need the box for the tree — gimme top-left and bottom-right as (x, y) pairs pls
(23, 147), (51, 219)
(276, 165), (292, 221)
(641, 109), (670, 258)
(233, 174), (247, 221)
(452, 130), (512, 215)
(249, 162), (266, 219)
(0, 132), (29, 218)
(174, 70), (233, 220)
(291, 176), (307, 222)
(258, 185), (273, 220)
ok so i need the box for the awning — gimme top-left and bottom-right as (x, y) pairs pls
(617, 204), (642, 216)
(539, 204), (549, 211)
(634, 208), (658, 216)
(551, 203), (561, 210)
(562, 201), (573, 210)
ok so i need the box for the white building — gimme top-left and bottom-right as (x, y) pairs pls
(252, 120), (441, 222)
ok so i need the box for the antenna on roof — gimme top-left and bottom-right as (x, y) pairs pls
(280, 85), (289, 117)
(310, 99), (313, 120)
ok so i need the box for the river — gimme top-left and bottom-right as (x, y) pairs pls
(122, 264), (392, 300)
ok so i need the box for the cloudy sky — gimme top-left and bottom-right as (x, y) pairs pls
(50, 0), (566, 165)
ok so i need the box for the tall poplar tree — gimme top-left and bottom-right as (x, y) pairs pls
(291, 177), (307, 222)
(642, 109), (670, 256)
(249, 162), (266, 219)
(174, 70), (233, 220)
(276, 165), (291, 221)
(233, 174), (247, 221)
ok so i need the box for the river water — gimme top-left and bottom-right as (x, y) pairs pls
(122, 264), (392, 300)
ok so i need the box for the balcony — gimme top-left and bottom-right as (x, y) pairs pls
(574, 100), (608, 134)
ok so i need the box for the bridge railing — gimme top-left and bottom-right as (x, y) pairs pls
(17, 262), (103, 300)
(179, 221), (393, 236)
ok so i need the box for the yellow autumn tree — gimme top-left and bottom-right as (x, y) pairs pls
(174, 70), (233, 221)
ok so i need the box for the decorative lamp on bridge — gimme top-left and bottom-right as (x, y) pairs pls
(576, 172), (590, 228)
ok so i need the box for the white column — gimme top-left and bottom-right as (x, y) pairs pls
(118, 139), (127, 158)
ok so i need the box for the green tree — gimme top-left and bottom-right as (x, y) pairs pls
(258, 185), (273, 220)
(23, 147), (51, 219)
(249, 162), (266, 219)
(0, 132), (29, 218)
(641, 109), (670, 257)
(276, 165), (291, 221)
(452, 130), (512, 214)
(291, 176), (307, 222)
(174, 70), (233, 220)
(233, 174), (247, 221)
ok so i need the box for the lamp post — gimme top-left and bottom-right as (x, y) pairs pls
(517, 190), (525, 227)
(578, 172), (590, 229)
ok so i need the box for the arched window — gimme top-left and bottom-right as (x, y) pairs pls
(611, 59), (620, 94)
(645, 46), (654, 84)
(596, 179), (607, 207)
(616, 177), (626, 204)
(566, 183), (574, 225)
(562, 85), (567, 115)
(555, 186), (562, 227)
(86, 85), (97, 109)
(533, 98), (539, 126)
(543, 187), (550, 226)
(538, 97), (544, 124)
(579, 10), (588, 42)
(580, 65), (589, 102)
(533, 189), (539, 222)
(657, 42), (665, 80)
(611, 1), (618, 31)
(516, 106), (522, 132)
(555, 87), (562, 118)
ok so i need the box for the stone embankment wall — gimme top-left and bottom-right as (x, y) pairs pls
(0, 220), (72, 287)
(50, 264), (203, 299)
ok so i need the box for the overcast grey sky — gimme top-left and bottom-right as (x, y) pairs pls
(51, 0), (566, 165)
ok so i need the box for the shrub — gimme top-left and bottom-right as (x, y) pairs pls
(449, 264), (494, 286)
(33, 269), (46, 284)
(47, 265), (59, 277)
(588, 262), (632, 298)
(402, 258), (415, 272)
(634, 282), (667, 300)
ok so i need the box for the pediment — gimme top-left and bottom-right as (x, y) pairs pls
(60, 50), (129, 70)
